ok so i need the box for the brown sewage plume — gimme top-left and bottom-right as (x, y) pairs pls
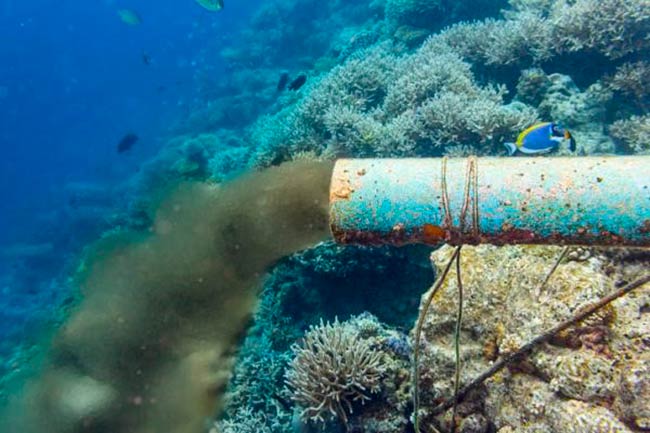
(1, 160), (333, 433)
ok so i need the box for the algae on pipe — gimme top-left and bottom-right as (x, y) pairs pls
(329, 157), (650, 247)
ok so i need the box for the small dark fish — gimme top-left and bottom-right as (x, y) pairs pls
(272, 393), (292, 412)
(117, 133), (139, 153)
(288, 74), (307, 91)
(142, 51), (152, 66)
(277, 72), (289, 92)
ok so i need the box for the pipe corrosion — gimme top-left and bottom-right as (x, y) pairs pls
(329, 157), (650, 247)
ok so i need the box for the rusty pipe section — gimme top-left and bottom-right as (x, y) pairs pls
(329, 157), (650, 247)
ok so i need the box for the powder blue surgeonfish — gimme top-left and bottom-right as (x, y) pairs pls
(504, 122), (576, 155)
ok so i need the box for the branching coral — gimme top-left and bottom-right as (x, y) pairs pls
(438, 14), (554, 65)
(610, 115), (650, 154)
(382, 48), (475, 116)
(551, 0), (650, 58)
(440, 0), (650, 67)
(250, 37), (539, 163)
(212, 407), (274, 433)
(285, 318), (386, 425)
(414, 89), (537, 149)
(608, 61), (650, 105)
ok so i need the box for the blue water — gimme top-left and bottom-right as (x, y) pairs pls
(0, 1), (259, 249)
(0, 0), (260, 383)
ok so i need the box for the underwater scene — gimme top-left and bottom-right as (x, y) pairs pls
(1, 0), (650, 432)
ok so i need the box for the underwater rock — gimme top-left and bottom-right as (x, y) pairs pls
(545, 351), (616, 401)
(412, 244), (650, 431)
(537, 73), (599, 126)
(614, 358), (650, 430)
(549, 400), (632, 433)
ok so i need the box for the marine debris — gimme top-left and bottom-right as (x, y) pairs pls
(329, 157), (650, 248)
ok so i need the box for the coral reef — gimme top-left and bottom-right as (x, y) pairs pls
(550, 0), (650, 59)
(6, 0), (650, 431)
(285, 318), (386, 424)
(608, 61), (650, 105)
(286, 314), (411, 433)
(411, 244), (650, 432)
(212, 407), (275, 433)
(610, 115), (650, 154)
(442, 0), (650, 65)
(515, 69), (616, 154)
(250, 40), (538, 164)
(217, 242), (432, 431)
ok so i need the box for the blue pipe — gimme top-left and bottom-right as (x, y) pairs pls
(329, 157), (650, 247)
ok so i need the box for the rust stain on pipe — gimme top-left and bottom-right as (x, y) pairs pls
(329, 157), (650, 247)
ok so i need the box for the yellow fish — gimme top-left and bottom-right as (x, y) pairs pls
(195, 0), (224, 11)
(117, 9), (142, 26)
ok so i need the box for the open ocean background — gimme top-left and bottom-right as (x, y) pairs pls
(0, 0), (261, 385)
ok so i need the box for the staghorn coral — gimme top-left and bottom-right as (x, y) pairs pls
(438, 14), (554, 66)
(610, 115), (650, 154)
(382, 47), (475, 116)
(285, 318), (386, 425)
(322, 105), (385, 157)
(250, 37), (539, 163)
(439, 0), (650, 68)
(414, 90), (537, 150)
(551, 0), (650, 59)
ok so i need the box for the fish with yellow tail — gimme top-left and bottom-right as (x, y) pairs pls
(504, 122), (576, 156)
